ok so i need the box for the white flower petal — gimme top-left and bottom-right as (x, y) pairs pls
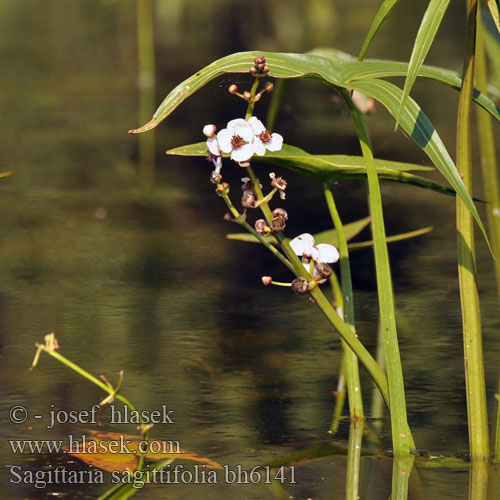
(233, 123), (254, 143)
(253, 140), (266, 156)
(213, 156), (222, 176)
(231, 143), (255, 162)
(316, 244), (339, 263)
(206, 137), (220, 156)
(266, 133), (283, 152)
(310, 246), (320, 262)
(289, 233), (315, 256)
(217, 128), (233, 153)
(226, 118), (247, 130)
(249, 116), (266, 135)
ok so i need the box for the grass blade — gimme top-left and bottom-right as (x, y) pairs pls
(358, 0), (401, 61)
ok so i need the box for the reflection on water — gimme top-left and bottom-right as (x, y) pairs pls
(1, 0), (500, 498)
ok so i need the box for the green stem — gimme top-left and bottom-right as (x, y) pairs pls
(37, 348), (151, 470)
(456, 0), (489, 461)
(219, 190), (294, 272)
(346, 420), (364, 500)
(341, 88), (413, 456)
(370, 319), (386, 432)
(323, 182), (364, 421)
(476, 9), (500, 300)
(245, 78), (261, 121)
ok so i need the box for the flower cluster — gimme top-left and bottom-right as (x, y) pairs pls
(203, 117), (283, 176)
(289, 233), (339, 277)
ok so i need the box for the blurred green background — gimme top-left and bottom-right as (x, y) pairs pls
(1, 1), (499, 498)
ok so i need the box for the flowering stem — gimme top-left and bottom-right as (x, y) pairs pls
(219, 189), (294, 273)
(341, 88), (414, 456)
(245, 163), (391, 409)
(245, 77), (261, 121)
(323, 182), (364, 422)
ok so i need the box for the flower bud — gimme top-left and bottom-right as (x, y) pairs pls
(241, 192), (256, 208)
(315, 262), (332, 278)
(291, 277), (309, 294)
(223, 213), (232, 221)
(229, 84), (238, 94)
(262, 65), (269, 74)
(210, 172), (222, 184)
(202, 124), (216, 138)
(255, 219), (270, 235)
(249, 65), (258, 75)
(264, 82), (274, 93)
(243, 91), (252, 101)
(215, 182), (230, 196)
(272, 208), (288, 220)
(254, 55), (266, 66)
(270, 216), (286, 233)
(262, 276), (272, 286)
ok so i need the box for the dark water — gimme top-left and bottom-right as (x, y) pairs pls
(1, 1), (500, 498)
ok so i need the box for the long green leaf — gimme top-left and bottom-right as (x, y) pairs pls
(359, 0), (401, 61)
(397, 0), (452, 127)
(130, 51), (489, 247)
(345, 78), (491, 249)
(168, 142), (476, 199)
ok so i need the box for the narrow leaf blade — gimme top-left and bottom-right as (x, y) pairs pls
(397, 0), (452, 127)
(359, 0), (401, 61)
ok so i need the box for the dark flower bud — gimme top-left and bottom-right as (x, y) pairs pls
(223, 213), (232, 222)
(291, 277), (309, 294)
(262, 65), (270, 74)
(241, 192), (256, 208)
(264, 82), (274, 93)
(255, 219), (270, 235)
(315, 262), (332, 278)
(249, 65), (258, 75)
(254, 55), (266, 66)
(229, 84), (238, 94)
(270, 216), (286, 233)
(272, 208), (288, 220)
(262, 276), (272, 286)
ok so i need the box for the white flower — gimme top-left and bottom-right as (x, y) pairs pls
(289, 233), (339, 275)
(248, 116), (283, 156)
(217, 118), (256, 163)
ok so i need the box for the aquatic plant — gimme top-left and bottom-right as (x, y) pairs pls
(127, 0), (500, 495)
